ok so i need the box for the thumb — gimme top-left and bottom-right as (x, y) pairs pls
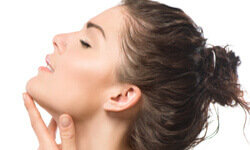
(59, 114), (76, 150)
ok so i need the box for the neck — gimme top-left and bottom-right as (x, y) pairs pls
(59, 111), (132, 150)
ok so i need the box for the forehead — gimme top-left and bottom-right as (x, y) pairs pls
(88, 6), (126, 41)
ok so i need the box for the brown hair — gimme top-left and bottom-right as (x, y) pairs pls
(116, 0), (250, 150)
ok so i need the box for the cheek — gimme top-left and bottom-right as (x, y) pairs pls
(50, 54), (114, 118)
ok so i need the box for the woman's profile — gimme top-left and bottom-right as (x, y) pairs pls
(23, 0), (250, 149)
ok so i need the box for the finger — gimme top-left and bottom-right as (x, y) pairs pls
(23, 93), (51, 144)
(48, 118), (57, 139)
(59, 114), (76, 150)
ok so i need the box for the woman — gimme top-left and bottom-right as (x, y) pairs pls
(23, 0), (250, 149)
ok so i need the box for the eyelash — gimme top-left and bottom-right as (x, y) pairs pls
(80, 39), (91, 48)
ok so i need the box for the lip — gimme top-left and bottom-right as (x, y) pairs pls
(45, 54), (54, 72)
(38, 66), (53, 73)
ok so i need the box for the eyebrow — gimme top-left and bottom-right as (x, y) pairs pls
(87, 21), (106, 39)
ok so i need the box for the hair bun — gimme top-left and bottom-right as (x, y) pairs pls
(201, 45), (245, 107)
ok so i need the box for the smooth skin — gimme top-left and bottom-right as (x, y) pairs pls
(23, 92), (76, 150)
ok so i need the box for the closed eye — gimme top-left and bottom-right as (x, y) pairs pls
(80, 39), (91, 48)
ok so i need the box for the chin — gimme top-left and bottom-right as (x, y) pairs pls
(26, 76), (40, 100)
(25, 76), (61, 118)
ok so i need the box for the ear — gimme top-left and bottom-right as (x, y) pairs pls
(103, 84), (141, 112)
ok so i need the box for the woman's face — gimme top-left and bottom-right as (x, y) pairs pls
(26, 6), (126, 120)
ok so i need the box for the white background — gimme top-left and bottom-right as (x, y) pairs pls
(0, 0), (249, 149)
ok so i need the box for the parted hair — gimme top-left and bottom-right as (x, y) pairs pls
(116, 0), (250, 150)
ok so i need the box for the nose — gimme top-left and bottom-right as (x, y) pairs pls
(52, 33), (67, 55)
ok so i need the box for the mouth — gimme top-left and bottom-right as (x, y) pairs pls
(45, 55), (54, 73)
(38, 66), (53, 73)
(46, 65), (54, 73)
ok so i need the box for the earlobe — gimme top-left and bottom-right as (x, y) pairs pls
(103, 85), (141, 112)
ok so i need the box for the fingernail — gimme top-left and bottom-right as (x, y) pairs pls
(60, 116), (71, 128)
(22, 93), (27, 101)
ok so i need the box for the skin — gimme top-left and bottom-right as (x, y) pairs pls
(23, 92), (76, 150)
(25, 5), (142, 150)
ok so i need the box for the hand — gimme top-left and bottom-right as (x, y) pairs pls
(22, 92), (77, 150)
